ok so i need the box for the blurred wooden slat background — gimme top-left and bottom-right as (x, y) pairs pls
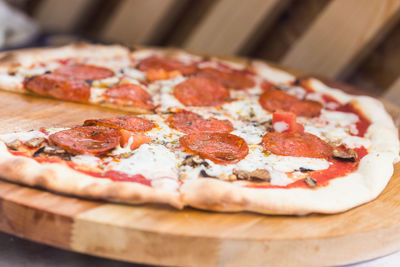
(6, 0), (400, 105)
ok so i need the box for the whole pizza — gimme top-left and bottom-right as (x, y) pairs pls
(0, 43), (398, 215)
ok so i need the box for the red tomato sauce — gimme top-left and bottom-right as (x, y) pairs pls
(71, 167), (151, 186)
(335, 103), (370, 137)
(247, 147), (368, 189)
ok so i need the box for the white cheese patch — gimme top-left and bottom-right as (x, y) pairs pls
(44, 127), (69, 135)
(252, 61), (295, 84)
(72, 154), (101, 168)
(18, 67), (50, 76)
(273, 121), (289, 133)
(84, 57), (131, 71)
(0, 130), (46, 143)
(304, 109), (370, 149)
(91, 76), (119, 87)
(106, 144), (179, 180)
(308, 79), (352, 103)
(222, 98), (271, 121)
(341, 135), (371, 149)
(89, 87), (106, 103)
(286, 86), (306, 99)
(231, 123), (264, 144)
(144, 115), (183, 144)
(121, 67), (146, 80)
(306, 93), (323, 103)
(0, 74), (24, 92)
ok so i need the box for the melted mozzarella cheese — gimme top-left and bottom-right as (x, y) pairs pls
(222, 98), (271, 121)
(122, 67), (146, 80)
(0, 130), (46, 143)
(106, 144), (179, 180)
(0, 74), (24, 91)
(231, 123), (264, 144)
(287, 86), (306, 99)
(253, 61), (295, 84)
(303, 109), (371, 148)
(144, 115), (183, 144)
(181, 145), (329, 186)
(89, 87), (106, 103)
(273, 121), (288, 133)
(91, 77), (119, 87)
(72, 154), (101, 168)
(319, 110), (359, 127)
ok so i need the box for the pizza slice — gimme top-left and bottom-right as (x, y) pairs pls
(0, 115), (183, 208)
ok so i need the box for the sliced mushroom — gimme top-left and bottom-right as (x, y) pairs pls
(232, 169), (271, 182)
(274, 84), (290, 91)
(6, 140), (21, 150)
(33, 146), (71, 161)
(199, 169), (216, 178)
(260, 120), (273, 132)
(24, 137), (46, 148)
(332, 148), (356, 162)
(182, 155), (209, 168)
(304, 176), (317, 188)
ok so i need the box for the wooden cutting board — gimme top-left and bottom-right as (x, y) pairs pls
(0, 81), (400, 267)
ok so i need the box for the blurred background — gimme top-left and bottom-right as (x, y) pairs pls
(1, 0), (400, 103)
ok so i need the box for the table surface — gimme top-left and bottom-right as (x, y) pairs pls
(0, 231), (399, 267)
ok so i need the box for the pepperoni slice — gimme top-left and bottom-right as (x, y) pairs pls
(84, 116), (155, 132)
(261, 132), (333, 158)
(259, 88), (322, 117)
(49, 126), (120, 155)
(53, 64), (114, 80)
(196, 67), (255, 90)
(24, 74), (90, 102)
(104, 84), (154, 110)
(167, 110), (233, 134)
(137, 56), (196, 76)
(173, 77), (230, 107)
(180, 133), (249, 165)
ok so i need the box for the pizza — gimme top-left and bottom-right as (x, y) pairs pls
(0, 43), (398, 215)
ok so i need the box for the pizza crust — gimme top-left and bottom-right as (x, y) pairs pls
(0, 143), (182, 209)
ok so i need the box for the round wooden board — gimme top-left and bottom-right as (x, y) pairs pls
(0, 77), (400, 267)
